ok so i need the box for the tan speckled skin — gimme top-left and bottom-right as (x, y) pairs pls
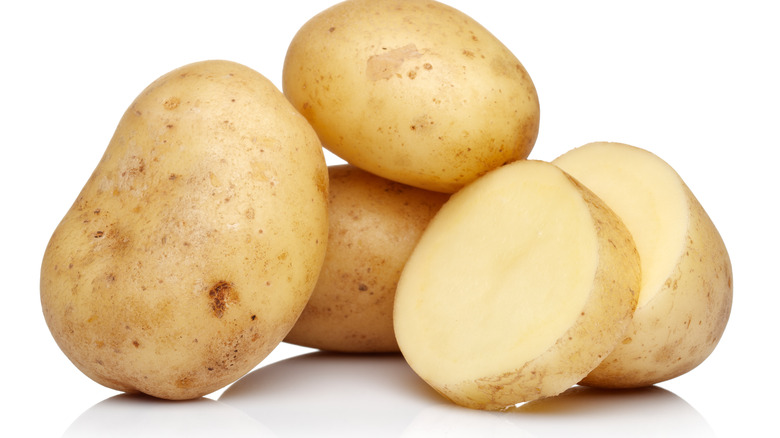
(285, 164), (449, 352)
(282, 0), (540, 193)
(580, 183), (732, 388)
(40, 60), (329, 400)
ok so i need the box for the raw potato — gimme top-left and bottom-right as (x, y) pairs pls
(552, 142), (733, 388)
(40, 60), (329, 400)
(393, 160), (641, 410)
(283, 0), (540, 193)
(285, 164), (449, 352)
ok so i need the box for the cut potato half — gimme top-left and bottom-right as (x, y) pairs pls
(553, 142), (732, 388)
(393, 160), (640, 410)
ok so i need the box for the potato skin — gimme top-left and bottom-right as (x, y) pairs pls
(284, 165), (449, 352)
(552, 142), (733, 388)
(283, 0), (540, 193)
(40, 60), (329, 400)
(580, 183), (733, 388)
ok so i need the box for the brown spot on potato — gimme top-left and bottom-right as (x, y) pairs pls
(163, 97), (180, 110)
(175, 376), (194, 389)
(367, 44), (423, 80)
(315, 169), (328, 199)
(654, 344), (675, 364)
(410, 115), (435, 132)
(208, 281), (238, 318)
(121, 156), (145, 178)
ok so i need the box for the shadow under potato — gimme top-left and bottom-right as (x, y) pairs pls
(63, 393), (268, 438)
(220, 351), (442, 436)
(65, 352), (717, 438)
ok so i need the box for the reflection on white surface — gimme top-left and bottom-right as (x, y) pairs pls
(63, 393), (272, 438)
(219, 352), (438, 437)
(404, 385), (716, 437)
(64, 352), (716, 437)
(221, 352), (716, 438)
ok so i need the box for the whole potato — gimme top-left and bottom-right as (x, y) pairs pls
(40, 60), (329, 400)
(285, 164), (449, 352)
(283, 0), (540, 193)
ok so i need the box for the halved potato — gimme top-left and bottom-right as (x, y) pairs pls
(553, 142), (733, 388)
(393, 160), (640, 410)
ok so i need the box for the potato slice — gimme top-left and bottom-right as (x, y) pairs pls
(552, 142), (733, 388)
(393, 160), (640, 410)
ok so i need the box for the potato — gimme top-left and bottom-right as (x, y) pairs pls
(393, 160), (640, 410)
(284, 164), (449, 352)
(552, 142), (733, 388)
(39, 60), (329, 400)
(282, 0), (540, 193)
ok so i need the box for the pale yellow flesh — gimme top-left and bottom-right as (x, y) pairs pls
(553, 142), (733, 387)
(553, 142), (687, 308)
(394, 160), (640, 409)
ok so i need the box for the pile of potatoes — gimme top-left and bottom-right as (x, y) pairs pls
(40, 0), (732, 409)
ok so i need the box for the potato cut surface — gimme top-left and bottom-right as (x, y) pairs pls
(394, 160), (640, 409)
(553, 142), (732, 388)
(553, 142), (687, 308)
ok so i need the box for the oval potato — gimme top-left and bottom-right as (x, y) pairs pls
(283, 0), (540, 193)
(285, 164), (449, 352)
(40, 60), (329, 400)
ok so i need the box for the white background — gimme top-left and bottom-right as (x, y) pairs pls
(2, 1), (777, 436)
